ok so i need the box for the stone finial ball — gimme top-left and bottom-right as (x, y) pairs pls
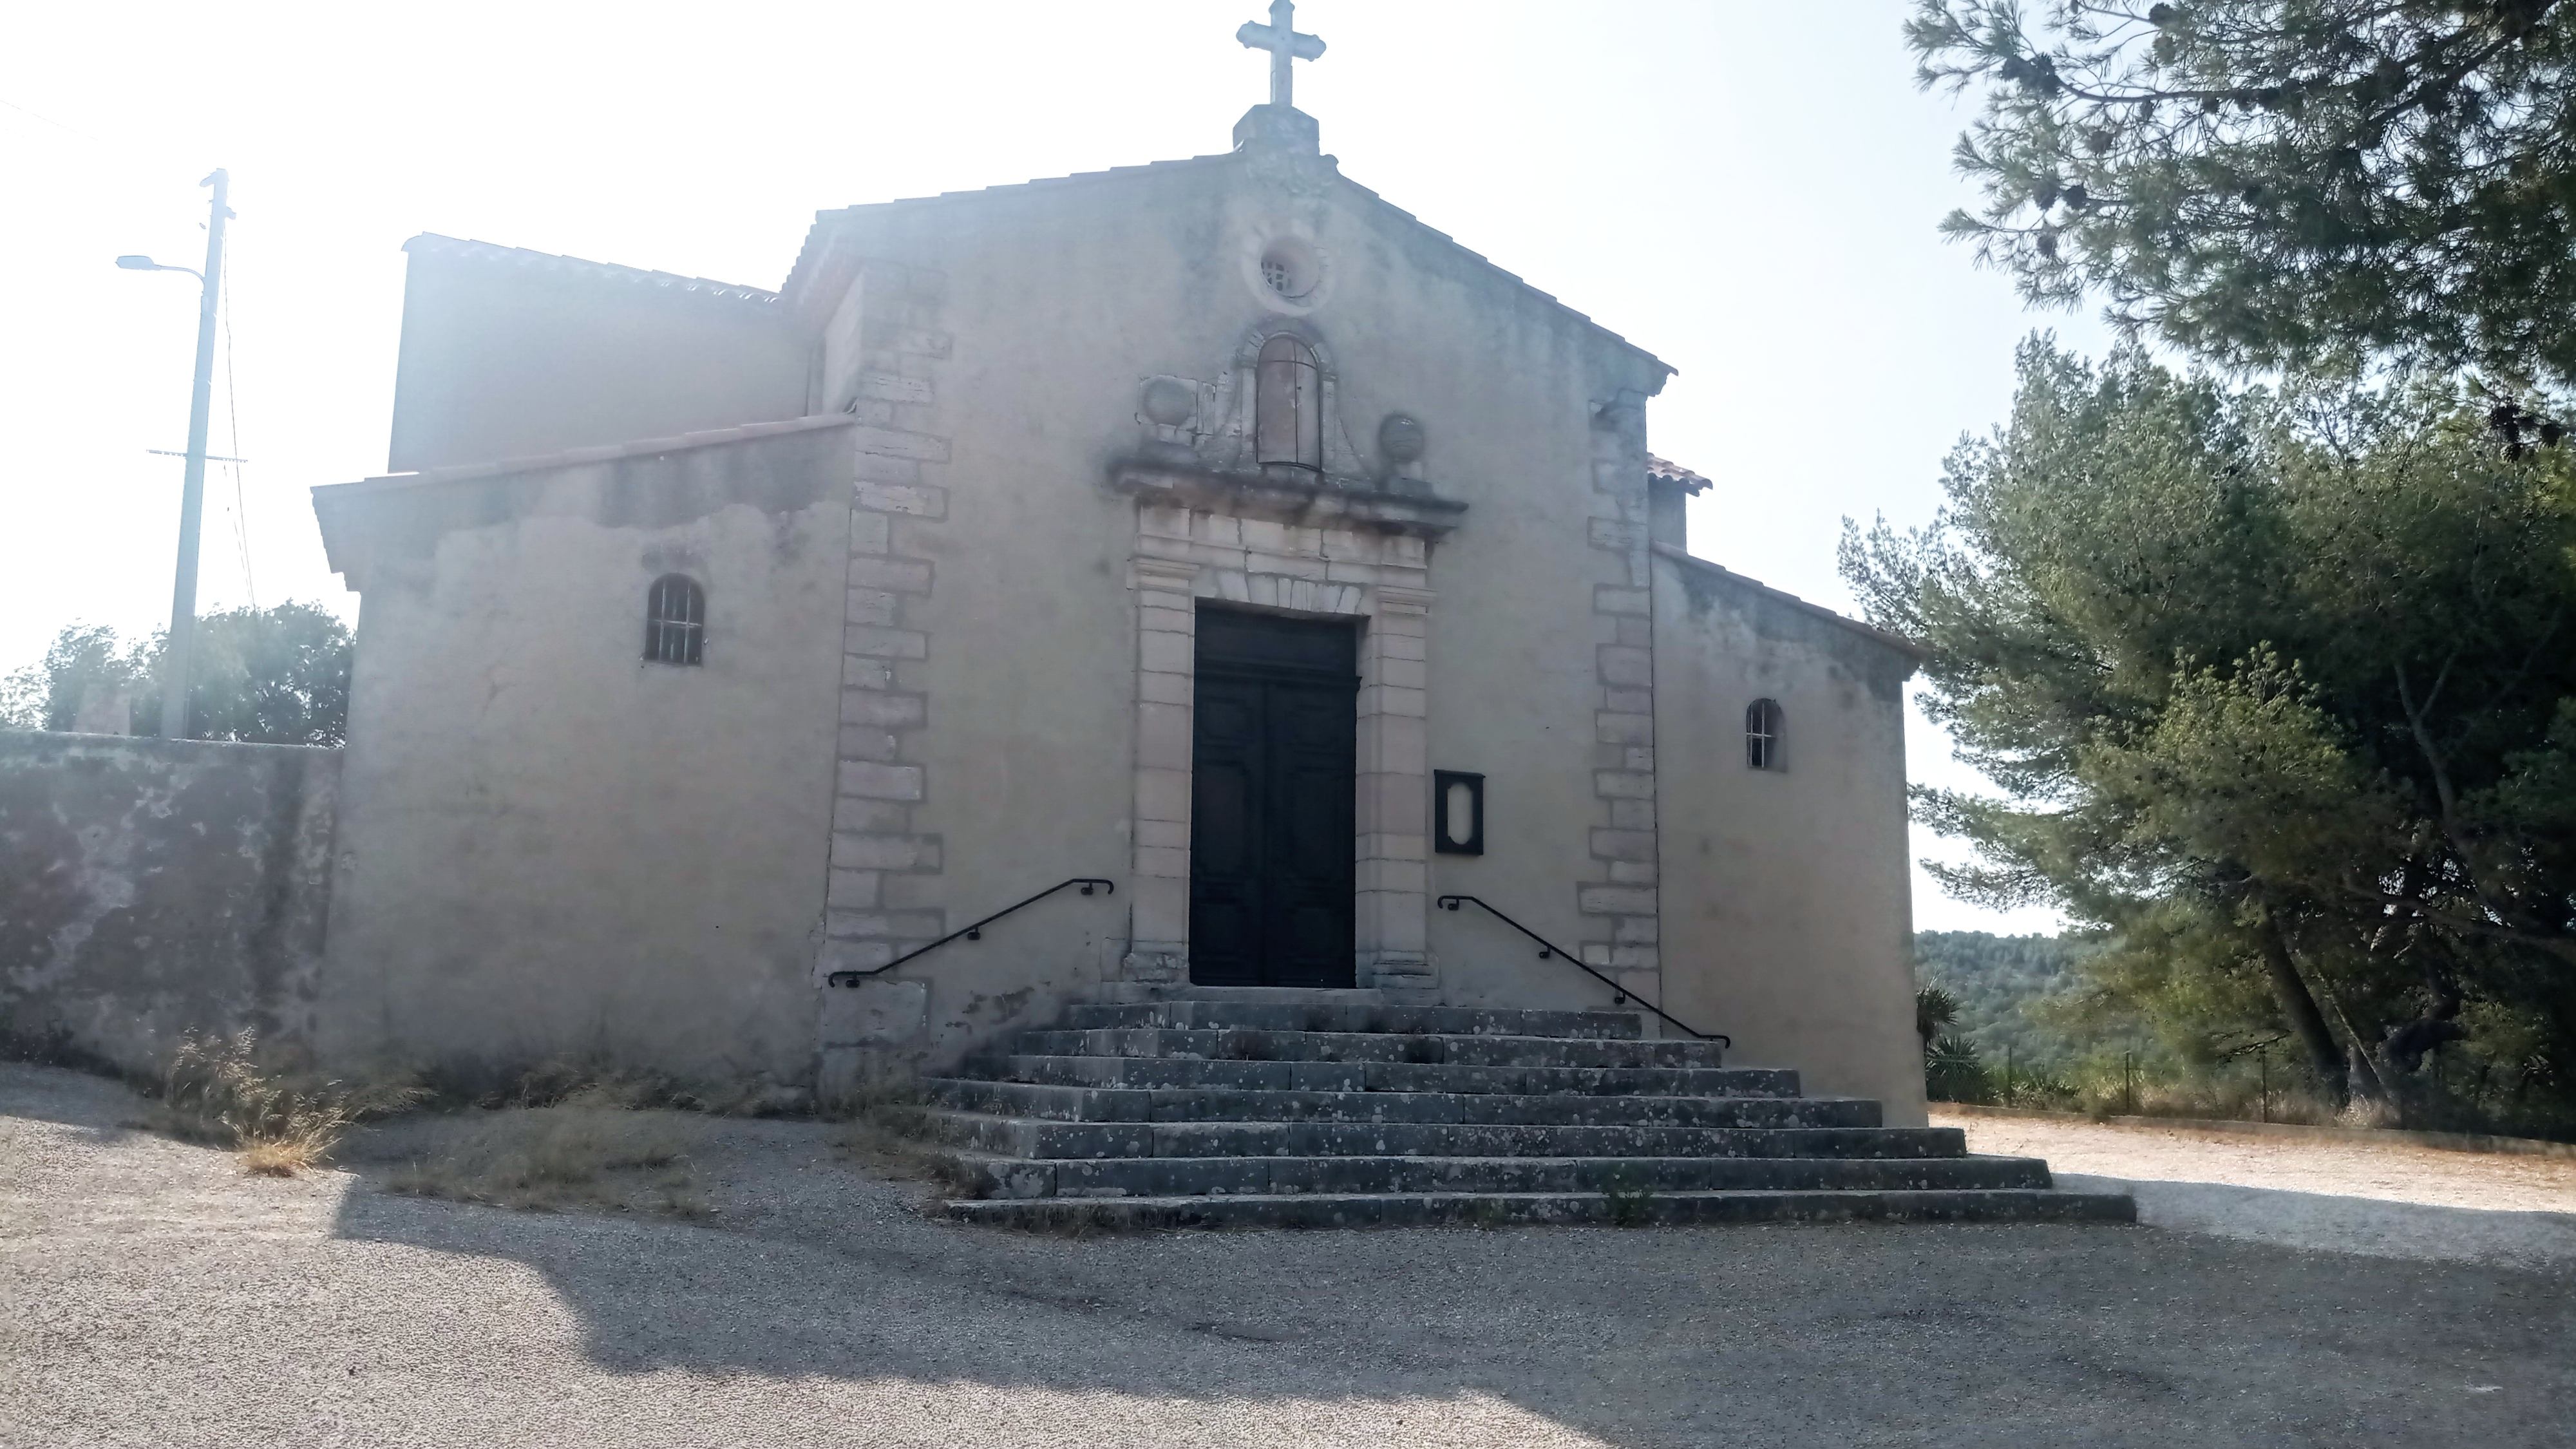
(1379, 413), (1426, 464)
(1141, 377), (1197, 428)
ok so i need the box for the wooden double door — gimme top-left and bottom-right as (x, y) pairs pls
(1188, 609), (1358, 989)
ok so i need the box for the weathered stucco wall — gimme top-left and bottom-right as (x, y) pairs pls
(387, 236), (810, 475)
(0, 733), (339, 1072)
(1651, 549), (1927, 1124)
(312, 419), (855, 1086)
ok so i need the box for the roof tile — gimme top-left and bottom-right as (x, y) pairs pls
(402, 234), (779, 306)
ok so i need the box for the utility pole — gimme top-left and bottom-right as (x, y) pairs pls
(161, 169), (232, 740)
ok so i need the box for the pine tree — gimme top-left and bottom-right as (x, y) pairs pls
(1909, 1), (2576, 391)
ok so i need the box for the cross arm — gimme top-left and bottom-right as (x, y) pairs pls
(1236, 23), (1325, 60)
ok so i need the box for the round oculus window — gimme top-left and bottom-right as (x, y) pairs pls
(1258, 238), (1321, 299)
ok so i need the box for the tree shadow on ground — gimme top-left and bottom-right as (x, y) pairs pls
(2052, 1171), (2576, 1272)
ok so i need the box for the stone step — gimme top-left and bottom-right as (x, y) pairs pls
(1014, 1028), (1730, 1070)
(915, 1110), (1966, 1162)
(1059, 1001), (1652, 1040)
(945, 1151), (2056, 1201)
(967, 1054), (1799, 1098)
(943, 1188), (2139, 1231)
(924, 1078), (1877, 1128)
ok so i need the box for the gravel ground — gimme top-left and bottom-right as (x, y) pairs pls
(6, 1063), (2572, 1448)
(1940, 1111), (2576, 1269)
(1937, 1111), (2576, 1213)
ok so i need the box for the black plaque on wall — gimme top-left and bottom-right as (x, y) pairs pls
(1433, 770), (1484, 855)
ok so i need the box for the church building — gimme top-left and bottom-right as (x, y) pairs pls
(307, 8), (1931, 1126)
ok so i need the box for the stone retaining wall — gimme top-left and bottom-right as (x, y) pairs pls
(0, 732), (338, 1072)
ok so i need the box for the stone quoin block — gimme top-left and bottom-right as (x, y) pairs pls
(1590, 829), (1656, 862)
(1597, 646), (1653, 688)
(857, 482), (948, 518)
(844, 588), (902, 627)
(840, 691), (927, 728)
(826, 909), (947, 940)
(1577, 886), (1658, 918)
(855, 372), (932, 404)
(847, 510), (893, 555)
(844, 627), (929, 660)
(851, 426), (950, 462)
(852, 452), (920, 486)
(835, 728), (901, 762)
(848, 556), (933, 593)
(831, 797), (913, 835)
(1593, 770), (1654, 800)
(831, 833), (941, 872)
(838, 761), (925, 802)
(1596, 711), (1654, 744)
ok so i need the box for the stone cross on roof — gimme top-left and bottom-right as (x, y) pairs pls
(1237, 0), (1325, 110)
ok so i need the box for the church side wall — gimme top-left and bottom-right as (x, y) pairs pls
(0, 734), (337, 1074)
(315, 430), (852, 1090)
(387, 252), (809, 475)
(1649, 551), (1927, 1124)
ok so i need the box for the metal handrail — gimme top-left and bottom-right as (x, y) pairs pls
(1435, 894), (1728, 1045)
(826, 878), (1116, 987)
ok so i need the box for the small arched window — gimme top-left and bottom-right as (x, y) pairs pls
(643, 574), (705, 665)
(1254, 334), (1323, 470)
(1745, 697), (1785, 772)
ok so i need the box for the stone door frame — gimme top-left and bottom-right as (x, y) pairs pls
(1120, 502), (1435, 997)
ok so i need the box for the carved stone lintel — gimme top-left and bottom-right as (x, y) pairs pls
(1112, 457), (1464, 540)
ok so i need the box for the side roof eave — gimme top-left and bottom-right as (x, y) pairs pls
(403, 233), (783, 308)
(310, 414), (858, 582)
(1651, 542), (1929, 661)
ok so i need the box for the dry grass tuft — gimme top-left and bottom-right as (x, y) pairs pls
(388, 1092), (708, 1215)
(833, 1088), (996, 1202)
(239, 1140), (318, 1177)
(399, 1051), (815, 1120)
(155, 1030), (423, 1177)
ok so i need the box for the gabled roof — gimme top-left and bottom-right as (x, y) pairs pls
(402, 234), (781, 307)
(1645, 456), (1711, 494)
(778, 146), (1672, 377)
(779, 153), (1238, 305)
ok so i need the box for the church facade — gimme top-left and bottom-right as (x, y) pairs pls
(309, 84), (1927, 1118)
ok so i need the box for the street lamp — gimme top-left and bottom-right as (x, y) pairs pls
(117, 169), (231, 742)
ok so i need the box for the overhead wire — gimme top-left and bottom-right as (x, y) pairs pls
(220, 229), (257, 613)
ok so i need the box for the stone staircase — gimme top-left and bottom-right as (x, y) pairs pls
(905, 993), (2134, 1230)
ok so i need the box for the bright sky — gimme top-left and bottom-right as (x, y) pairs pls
(0, 0), (2103, 935)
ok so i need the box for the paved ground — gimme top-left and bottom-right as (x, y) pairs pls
(1940, 1110), (2576, 1269)
(6, 1063), (2572, 1448)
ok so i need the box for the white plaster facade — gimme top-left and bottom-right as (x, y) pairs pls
(309, 99), (1929, 1119)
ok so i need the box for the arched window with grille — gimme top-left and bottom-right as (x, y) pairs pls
(1745, 697), (1784, 772)
(643, 574), (705, 665)
(1254, 334), (1322, 469)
